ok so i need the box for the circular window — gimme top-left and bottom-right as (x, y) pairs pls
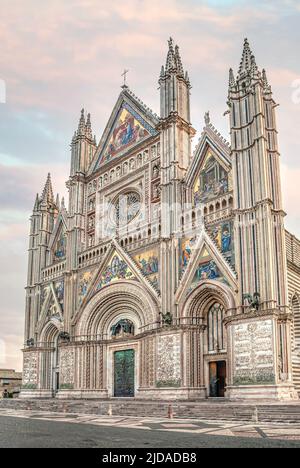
(110, 191), (141, 227)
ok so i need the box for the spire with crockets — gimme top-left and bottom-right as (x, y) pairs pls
(70, 108), (97, 176)
(161, 37), (190, 84)
(41, 172), (54, 205)
(229, 38), (271, 92)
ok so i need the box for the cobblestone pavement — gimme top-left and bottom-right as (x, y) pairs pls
(1, 408), (300, 447)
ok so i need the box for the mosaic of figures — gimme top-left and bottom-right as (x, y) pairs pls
(47, 297), (60, 320)
(78, 269), (96, 307)
(95, 254), (135, 291)
(54, 280), (64, 311)
(194, 259), (221, 281)
(194, 154), (229, 205)
(99, 103), (157, 166)
(207, 221), (235, 266)
(133, 249), (159, 291)
(40, 285), (50, 310)
(181, 236), (198, 274)
(53, 229), (67, 262)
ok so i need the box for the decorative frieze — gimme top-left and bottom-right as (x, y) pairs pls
(232, 320), (275, 385)
(156, 334), (181, 387)
(22, 351), (39, 389)
(59, 347), (75, 390)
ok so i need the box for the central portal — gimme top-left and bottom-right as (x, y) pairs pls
(114, 349), (135, 397)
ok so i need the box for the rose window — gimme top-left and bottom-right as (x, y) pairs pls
(110, 191), (141, 227)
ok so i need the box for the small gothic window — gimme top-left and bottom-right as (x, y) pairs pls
(207, 303), (226, 352)
(111, 319), (135, 339)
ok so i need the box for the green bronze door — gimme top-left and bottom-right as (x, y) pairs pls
(114, 349), (135, 397)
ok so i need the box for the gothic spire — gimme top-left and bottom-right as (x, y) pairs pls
(78, 108), (86, 135)
(41, 173), (54, 204)
(56, 193), (60, 209)
(175, 44), (184, 76)
(164, 37), (186, 78)
(229, 68), (236, 88)
(238, 38), (257, 77)
(262, 68), (272, 93)
(86, 112), (92, 139)
(166, 37), (176, 71)
(33, 193), (40, 211)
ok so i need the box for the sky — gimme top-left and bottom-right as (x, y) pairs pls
(0, 0), (300, 371)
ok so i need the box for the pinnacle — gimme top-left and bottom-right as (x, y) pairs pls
(229, 68), (236, 88)
(78, 108), (86, 135)
(86, 112), (93, 139)
(41, 173), (54, 204)
(262, 68), (271, 91)
(163, 37), (187, 80)
(238, 38), (257, 77)
(33, 193), (40, 211)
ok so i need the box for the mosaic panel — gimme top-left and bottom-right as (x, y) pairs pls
(54, 280), (64, 312)
(97, 103), (157, 166)
(133, 249), (159, 291)
(208, 221), (235, 266)
(95, 254), (136, 291)
(78, 269), (96, 307)
(181, 236), (198, 274)
(194, 154), (229, 204)
(54, 229), (67, 262)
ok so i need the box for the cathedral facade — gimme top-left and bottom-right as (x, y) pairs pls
(21, 39), (300, 401)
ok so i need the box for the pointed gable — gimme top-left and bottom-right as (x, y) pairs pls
(90, 88), (159, 173)
(186, 118), (232, 206)
(36, 282), (64, 334)
(49, 213), (68, 263)
(131, 246), (160, 293)
(176, 231), (237, 303)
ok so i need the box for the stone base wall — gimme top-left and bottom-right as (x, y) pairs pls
(19, 389), (54, 399)
(136, 387), (207, 401)
(56, 389), (108, 400)
(227, 384), (299, 401)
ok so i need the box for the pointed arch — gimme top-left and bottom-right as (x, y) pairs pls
(181, 280), (236, 320)
(74, 281), (159, 338)
(39, 320), (61, 347)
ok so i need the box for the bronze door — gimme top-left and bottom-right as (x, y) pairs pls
(114, 349), (135, 397)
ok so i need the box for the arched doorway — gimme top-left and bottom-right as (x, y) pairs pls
(73, 282), (159, 398)
(206, 302), (227, 397)
(182, 281), (235, 399)
(39, 322), (60, 396)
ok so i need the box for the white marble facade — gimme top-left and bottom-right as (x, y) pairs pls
(21, 38), (300, 401)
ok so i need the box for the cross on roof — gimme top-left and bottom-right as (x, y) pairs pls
(121, 69), (129, 88)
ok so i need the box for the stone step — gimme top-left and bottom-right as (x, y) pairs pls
(1, 398), (300, 423)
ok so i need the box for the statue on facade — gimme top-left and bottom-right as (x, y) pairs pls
(162, 312), (173, 327)
(243, 292), (261, 311)
(58, 331), (70, 342)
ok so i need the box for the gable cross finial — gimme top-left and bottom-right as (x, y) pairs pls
(121, 69), (129, 88)
(204, 111), (210, 126)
